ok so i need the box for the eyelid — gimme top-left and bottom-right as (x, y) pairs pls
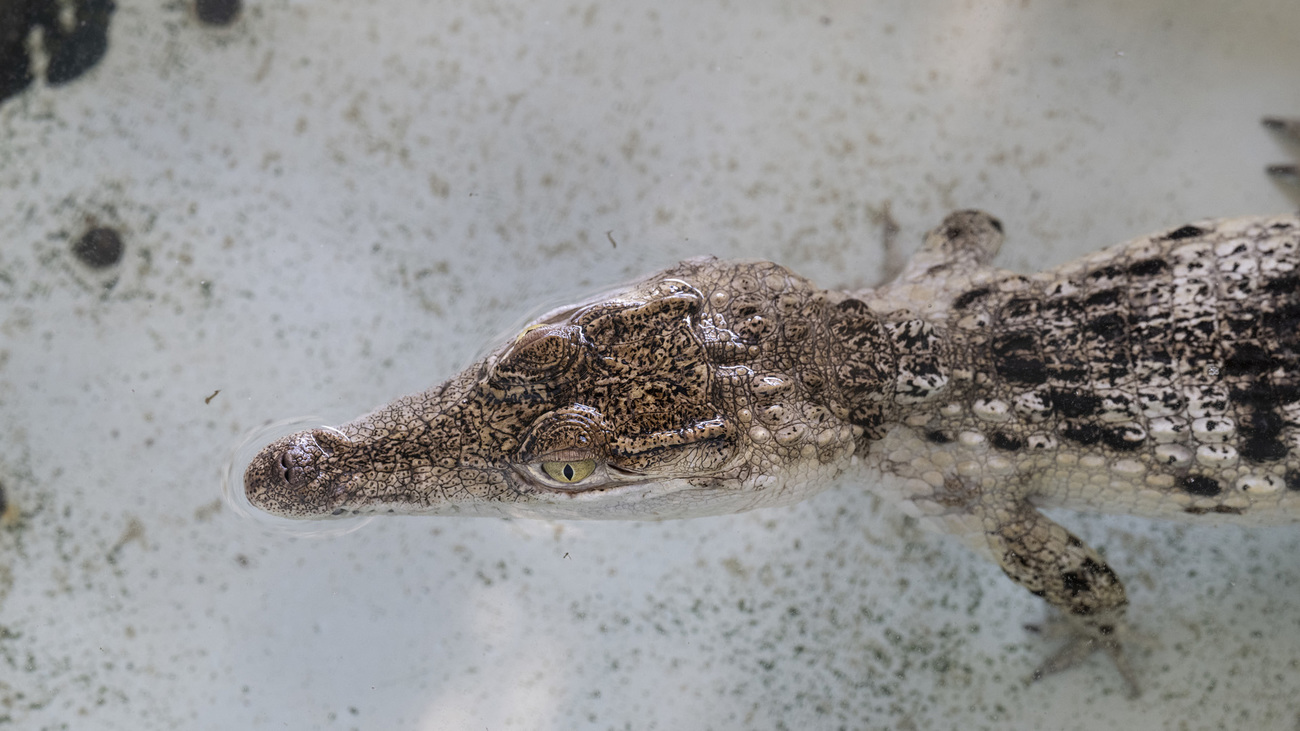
(537, 448), (596, 462)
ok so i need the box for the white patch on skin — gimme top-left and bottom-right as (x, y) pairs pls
(1236, 474), (1283, 494)
(1026, 433), (1057, 450)
(972, 399), (1011, 422)
(1154, 444), (1194, 467)
(1192, 417), (1236, 443)
(1149, 417), (1188, 443)
(1196, 443), (1239, 467)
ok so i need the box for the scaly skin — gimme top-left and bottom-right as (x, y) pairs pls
(245, 205), (1300, 696)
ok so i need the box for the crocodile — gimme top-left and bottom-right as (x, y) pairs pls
(245, 127), (1300, 696)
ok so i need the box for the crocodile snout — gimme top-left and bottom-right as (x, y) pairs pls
(244, 430), (349, 517)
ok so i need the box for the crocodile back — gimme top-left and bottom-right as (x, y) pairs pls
(934, 215), (1300, 520)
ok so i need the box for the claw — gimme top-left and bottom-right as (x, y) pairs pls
(1024, 616), (1150, 698)
(1264, 118), (1300, 188)
(1267, 164), (1299, 187)
(1263, 117), (1300, 140)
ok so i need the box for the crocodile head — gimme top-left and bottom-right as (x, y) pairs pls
(244, 257), (864, 520)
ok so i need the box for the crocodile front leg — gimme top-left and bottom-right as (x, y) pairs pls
(975, 487), (1136, 696)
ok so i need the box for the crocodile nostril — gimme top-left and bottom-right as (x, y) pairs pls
(278, 451), (294, 483)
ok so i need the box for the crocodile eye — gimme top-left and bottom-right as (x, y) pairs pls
(542, 459), (596, 484)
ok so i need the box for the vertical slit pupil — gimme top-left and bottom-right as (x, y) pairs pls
(563, 464), (575, 480)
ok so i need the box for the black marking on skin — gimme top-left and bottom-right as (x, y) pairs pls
(991, 332), (1048, 385)
(996, 357), (1048, 385)
(1051, 389), (1100, 418)
(1087, 265), (1123, 282)
(1002, 298), (1038, 319)
(992, 333), (1036, 353)
(1041, 296), (1082, 318)
(1126, 259), (1168, 277)
(1264, 276), (1300, 295)
(1165, 224), (1207, 241)
(1223, 314), (1257, 336)
(1260, 303), (1300, 332)
(1048, 363), (1090, 384)
(1061, 424), (1102, 446)
(1180, 475), (1222, 497)
(1184, 505), (1245, 516)
(953, 287), (991, 311)
(1084, 289), (1121, 307)
(990, 432), (1022, 451)
(1085, 313), (1125, 339)
(1223, 344), (1276, 376)
(1230, 381), (1300, 406)
(1060, 569), (1091, 597)
(1239, 411), (1289, 462)
(1286, 471), (1300, 491)
(1101, 426), (1144, 451)
(925, 430), (951, 444)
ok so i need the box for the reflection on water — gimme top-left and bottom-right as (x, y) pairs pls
(221, 417), (375, 537)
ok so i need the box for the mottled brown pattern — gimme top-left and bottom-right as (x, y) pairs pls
(246, 207), (1300, 696)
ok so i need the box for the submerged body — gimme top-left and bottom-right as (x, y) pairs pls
(246, 209), (1300, 694)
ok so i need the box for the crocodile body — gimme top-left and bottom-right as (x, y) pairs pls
(245, 209), (1300, 694)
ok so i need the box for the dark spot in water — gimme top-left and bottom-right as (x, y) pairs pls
(1165, 224), (1207, 241)
(1180, 475), (1222, 497)
(196, 0), (242, 25)
(2, 0), (117, 103)
(72, 226), (124, 268)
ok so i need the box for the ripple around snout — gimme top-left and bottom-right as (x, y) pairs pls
(221, 416), (376, 537)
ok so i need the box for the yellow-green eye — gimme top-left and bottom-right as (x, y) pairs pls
(542, 459), (596, 484)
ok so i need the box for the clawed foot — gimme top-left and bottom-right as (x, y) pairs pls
(1024, 615), (1153, 699)
(1264, 117), (1300, 186)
